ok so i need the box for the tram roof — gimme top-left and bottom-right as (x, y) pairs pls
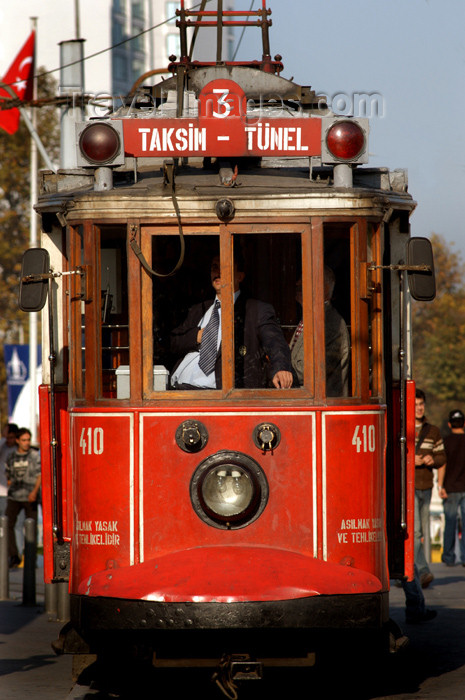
(37, 160), (416, 222)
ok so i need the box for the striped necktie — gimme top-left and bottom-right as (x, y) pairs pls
(199, 299), (221, 376)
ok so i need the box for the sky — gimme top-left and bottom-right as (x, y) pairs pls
(235, 0), (465, 256)
(0, 0), (464, 256)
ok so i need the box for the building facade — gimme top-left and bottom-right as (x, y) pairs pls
(111, 1), (235, 97)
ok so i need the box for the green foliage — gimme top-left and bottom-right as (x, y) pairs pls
(412, 233), (465, 427)
(0, 69), (59, 421)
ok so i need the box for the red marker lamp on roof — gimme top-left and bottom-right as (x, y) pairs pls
(76, 121), (125, 167)
(321, 117), (369, 165)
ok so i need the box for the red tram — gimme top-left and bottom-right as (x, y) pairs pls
(20, 1), (435, 690)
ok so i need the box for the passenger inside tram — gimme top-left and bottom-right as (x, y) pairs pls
(97, 227), (356, 398)
(290, 266), (350, 396)
(169, 252), (294, 390)
(146, 230), (353, 397)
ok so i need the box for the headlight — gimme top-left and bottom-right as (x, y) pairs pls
(202, 466), (254, 517)
(190, 451), (269, 530)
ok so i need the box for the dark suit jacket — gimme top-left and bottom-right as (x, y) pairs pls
(170, 294), (293, 388)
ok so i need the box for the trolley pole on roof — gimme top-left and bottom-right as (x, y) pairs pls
(217, 0), (223, 63)
(74, 0), (81, 40)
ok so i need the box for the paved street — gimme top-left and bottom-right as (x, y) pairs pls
(1, 561), (465, 699)
(0, 565), (73, 700)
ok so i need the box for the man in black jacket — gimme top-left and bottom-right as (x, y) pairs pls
(170, 256), (294, 390)
(438, 409), (465, 567)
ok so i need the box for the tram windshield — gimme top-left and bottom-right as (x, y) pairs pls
(141, 226), (354, 399)
(69, 221), (385, 402)
(151, 232), (302, 392)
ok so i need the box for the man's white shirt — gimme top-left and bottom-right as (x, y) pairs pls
(171, 292), (240, 388)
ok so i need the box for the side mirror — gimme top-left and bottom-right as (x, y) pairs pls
(407, 237), (436, 302)
(19, 248), (50, 312)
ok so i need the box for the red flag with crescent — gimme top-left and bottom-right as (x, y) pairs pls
(0, 30), (35, 134)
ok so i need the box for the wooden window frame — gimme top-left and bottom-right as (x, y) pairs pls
(67, 215), (383, 405)
(140, 221), (311, 401)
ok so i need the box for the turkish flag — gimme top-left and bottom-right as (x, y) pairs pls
(0, 31), (35, 134)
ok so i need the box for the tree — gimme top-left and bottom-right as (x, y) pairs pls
(412, 233), (465, 426)
(0, 69), (60, 422)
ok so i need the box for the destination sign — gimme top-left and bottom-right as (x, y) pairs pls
(121, 79), (322, 158)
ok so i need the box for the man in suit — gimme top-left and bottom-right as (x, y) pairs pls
(170, 256), (294, 389)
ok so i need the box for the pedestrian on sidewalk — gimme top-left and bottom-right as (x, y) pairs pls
(402, 564), (437, 624)
(0, 423), (18, 515)
(438, 409), (465, 567)
(414, 389), (446, 588)
(5, 428), (41, 568)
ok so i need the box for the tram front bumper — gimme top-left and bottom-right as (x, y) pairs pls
(78, 545), (382, 602)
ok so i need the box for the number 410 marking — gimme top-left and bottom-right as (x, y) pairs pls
(80, 427), (104, 455)
(352, 425), (376, 453)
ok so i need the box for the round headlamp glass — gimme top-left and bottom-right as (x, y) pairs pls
(190, 451), (268, 530)
(202, 466), (254, 517)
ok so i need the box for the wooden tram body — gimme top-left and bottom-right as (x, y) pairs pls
(21, 2), (435, 679)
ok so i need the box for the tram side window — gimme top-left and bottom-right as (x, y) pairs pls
(366, 223), (382, 398)
(152, 234), (221, 388)
(100, 227), (129, 398)
(232, 234), (301, 390)
(73, 226), (85, 398)
(324, 228), (352, 397)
